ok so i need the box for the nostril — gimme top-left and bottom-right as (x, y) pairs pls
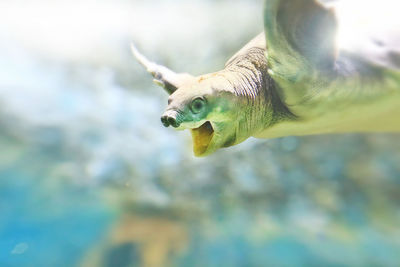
(161, 116), (170, 127)
(167, 117), (179, 128)
(161, 110), (180, 128)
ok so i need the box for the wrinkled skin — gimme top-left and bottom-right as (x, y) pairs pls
(156, 46), (290, 157)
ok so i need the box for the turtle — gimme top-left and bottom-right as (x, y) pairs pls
(132, 0), (400, 157)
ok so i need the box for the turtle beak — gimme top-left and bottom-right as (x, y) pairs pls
(161, 110), (180, 128)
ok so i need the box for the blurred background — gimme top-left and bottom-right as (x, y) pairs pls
(1, 0), (400, 266)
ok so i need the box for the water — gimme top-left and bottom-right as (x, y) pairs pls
(1, 0), (400, 266)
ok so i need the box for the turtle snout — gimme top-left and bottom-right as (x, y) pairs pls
(161, 110), (180, 128)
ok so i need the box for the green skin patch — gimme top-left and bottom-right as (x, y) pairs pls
(166, 76), (245, 157)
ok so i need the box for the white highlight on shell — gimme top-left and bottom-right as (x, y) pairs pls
(333, 0), (400, 50)
(268, 69), (275, 76)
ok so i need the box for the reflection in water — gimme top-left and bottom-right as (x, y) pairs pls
(1, 0), (400, 266)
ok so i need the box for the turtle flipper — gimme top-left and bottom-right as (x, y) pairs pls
(131, 43), (194, 95)
(264, 0), (337, 87)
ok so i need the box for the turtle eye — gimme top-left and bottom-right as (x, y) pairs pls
(190, 97), (206, 114)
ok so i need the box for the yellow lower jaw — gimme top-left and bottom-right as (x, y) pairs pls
(190, 122), (214, 156)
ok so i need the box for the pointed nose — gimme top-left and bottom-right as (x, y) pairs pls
(161, 110), (180, 128)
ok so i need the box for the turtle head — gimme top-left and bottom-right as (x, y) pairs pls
(162, 75), (240, 157)
(131, 44), (264, 157)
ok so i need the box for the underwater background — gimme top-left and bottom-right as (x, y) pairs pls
(1, 0), (400, 266)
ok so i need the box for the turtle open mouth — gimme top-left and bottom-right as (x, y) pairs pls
(190, 121), (214, 156)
